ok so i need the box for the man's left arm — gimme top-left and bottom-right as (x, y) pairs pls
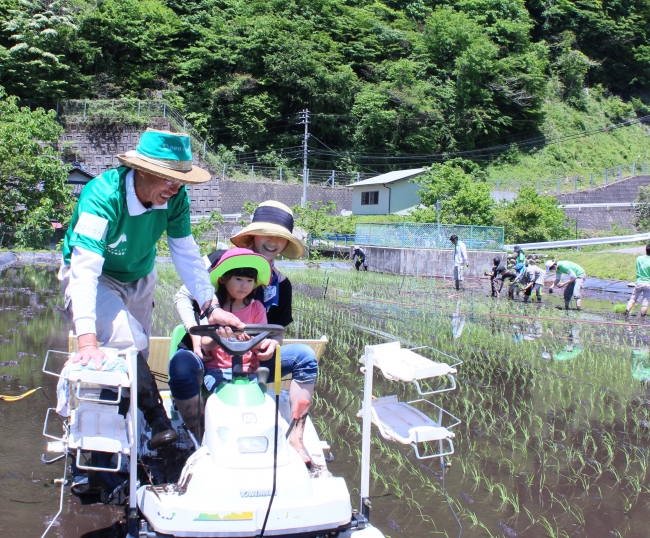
(557, 269), (576, 288)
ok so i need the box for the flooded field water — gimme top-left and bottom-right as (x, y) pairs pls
(3, 263), (650, 537)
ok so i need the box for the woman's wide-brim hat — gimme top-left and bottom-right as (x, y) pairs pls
(230, 201), (305, 259)
(209, 248), (272, 289)
(117, 129), (211, 184)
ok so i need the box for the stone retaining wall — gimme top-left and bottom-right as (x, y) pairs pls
(59, 121), (352, 218)
(557, 175), (650, 230)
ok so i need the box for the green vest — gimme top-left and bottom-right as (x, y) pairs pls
(62, 167), (192, 282)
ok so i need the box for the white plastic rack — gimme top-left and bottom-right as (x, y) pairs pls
(43, 348), (137, 473)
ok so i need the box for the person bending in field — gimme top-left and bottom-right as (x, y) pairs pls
(508, 262), (526, 299)
(626, 244), (650, 318)
(547, 260), (586, 310)
(485, 257), (508, 298)
(523, 262), (544, 303)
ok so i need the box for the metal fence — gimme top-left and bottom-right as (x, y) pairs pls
(491, 161), (649, 195)
(355, 223), (504, 251)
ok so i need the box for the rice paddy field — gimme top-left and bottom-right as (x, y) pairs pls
(156, 265), (650, 538)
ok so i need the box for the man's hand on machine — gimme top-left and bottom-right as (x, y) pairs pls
(70, 333), (106, 370)
(201, 300), (245, 337)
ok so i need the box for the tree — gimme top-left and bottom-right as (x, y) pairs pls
(413, 159), (495, 226)
(0, 0), (90, 100)
(495, 187), (572, 243)
(0, 88), (73, 245)
(633, 186), (650, 231)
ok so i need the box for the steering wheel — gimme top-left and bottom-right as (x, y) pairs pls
(189, 324), (285, 356)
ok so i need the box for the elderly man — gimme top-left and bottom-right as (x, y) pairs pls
(59, 129), (242, 450)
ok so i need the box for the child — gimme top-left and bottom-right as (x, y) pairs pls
(523, 263), (543, 303)
(484, 257), (515, 298)
(508, 262), (526, 299)
(199, 248), (276, 392)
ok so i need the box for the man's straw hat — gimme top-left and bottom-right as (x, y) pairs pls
(230, 201), (305, 259)
(117, 129), (211, 184)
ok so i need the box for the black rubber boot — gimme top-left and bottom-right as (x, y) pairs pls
(137, 352), (178, 449)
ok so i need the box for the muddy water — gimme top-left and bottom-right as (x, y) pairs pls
(0, 265), (122, 537)
(4, 263), (650, 538)
(287, 269), (650, 538)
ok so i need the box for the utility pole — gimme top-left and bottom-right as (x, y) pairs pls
(299, 109), (310, 207)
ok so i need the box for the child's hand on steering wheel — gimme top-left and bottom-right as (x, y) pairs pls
(255, 339), (279, 361)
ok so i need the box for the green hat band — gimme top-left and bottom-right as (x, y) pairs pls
(136, 131), (192, 162)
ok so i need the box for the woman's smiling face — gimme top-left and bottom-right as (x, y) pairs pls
(252, 235), (288, 261)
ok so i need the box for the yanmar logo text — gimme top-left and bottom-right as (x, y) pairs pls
(240, 490), (275, 498)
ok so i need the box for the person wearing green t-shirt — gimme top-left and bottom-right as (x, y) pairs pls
(546, 259), (586, 310)
(59, 129), (243, 453)
(514, 245), (525, 265)
(626, 244), (650, 317)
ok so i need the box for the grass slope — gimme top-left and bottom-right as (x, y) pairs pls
(485, 88), (650, 193)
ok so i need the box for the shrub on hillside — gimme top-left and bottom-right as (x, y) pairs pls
(633, 186), (650, 231)
(496, 187), (572, 243)
(413, 159), (495, 226)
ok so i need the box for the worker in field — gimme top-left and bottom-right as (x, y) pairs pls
(484, 257), (516, 298)
(514, 245), (525, 265)
(351, 245), (367, 271)
(450, 234), (468, 290)
(547, 260), (586, 310)
(508, 262), (526, 299)
(625, 243), (650, 318)
(523, 261), (544, 303)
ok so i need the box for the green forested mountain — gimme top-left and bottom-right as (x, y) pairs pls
(1, 0), (649, 172)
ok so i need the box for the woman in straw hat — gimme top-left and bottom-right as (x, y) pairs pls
(169, 201), (319, 467)
(59, 129), (243, 469)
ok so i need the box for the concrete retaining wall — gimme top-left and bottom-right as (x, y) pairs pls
(557, 175), (650, 230)
(364, 246), (505, 277)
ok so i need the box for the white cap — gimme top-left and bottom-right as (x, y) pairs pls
(545, 260), (555, 270)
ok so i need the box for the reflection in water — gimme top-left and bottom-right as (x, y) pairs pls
(540, 324), (582, 361)
(451, 301), (465, 339)
(0, 265), (124, 537)
(512, 320), (542, 343)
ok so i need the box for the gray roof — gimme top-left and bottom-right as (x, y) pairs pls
(349, 168), (425, 187)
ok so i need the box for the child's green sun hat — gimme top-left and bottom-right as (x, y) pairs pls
(209, 247), (272, 289)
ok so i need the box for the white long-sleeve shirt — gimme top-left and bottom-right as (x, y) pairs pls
(453, 241), (468, 266)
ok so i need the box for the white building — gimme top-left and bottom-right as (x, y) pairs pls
(349, 168), (425, 215)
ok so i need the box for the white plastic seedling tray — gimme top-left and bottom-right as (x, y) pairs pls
(69, 401), (130, 453)
(369, 395), (455, 444)
(370, 342), (456, 382)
